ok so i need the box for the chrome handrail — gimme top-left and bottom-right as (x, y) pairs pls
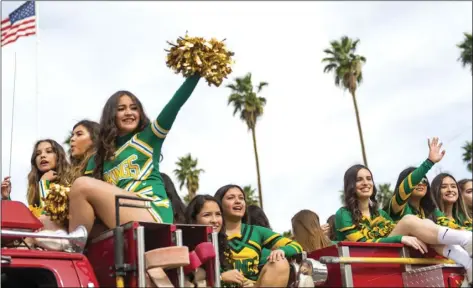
(1, 229), (82, 240)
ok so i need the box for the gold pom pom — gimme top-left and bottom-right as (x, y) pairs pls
(165, 34), (235, 87)
(29, 205), (44, 218)
(43, 184), (71, 225)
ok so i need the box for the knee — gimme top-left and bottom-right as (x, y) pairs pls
(70, 176), (92, 198)
(399, 215), (418, 227)
(265, 258), (290, 275)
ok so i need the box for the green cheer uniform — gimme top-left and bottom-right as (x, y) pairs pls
(85, 75), (200, 223)
(335, 207), (402, 243)
(226, 223), (303, 282)
(433, 209), (472, 231)
(386, 159), (434, 221)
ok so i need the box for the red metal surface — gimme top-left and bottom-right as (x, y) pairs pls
(1, 251), (80, 287)
(73, 258), (100, 287)
(2, 248), (85, 260)
(1, 200), (43, 231)
(309, 245), (343, 287)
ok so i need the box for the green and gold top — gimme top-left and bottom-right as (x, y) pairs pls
(433, 209), (472, 231)
(387, 159), (434, 221)
(226, 223), (303, 281)
(335, 207), (402, 243)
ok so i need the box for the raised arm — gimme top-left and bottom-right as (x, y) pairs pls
(389, 137), (445, 216)
(258, 226), (303, 257)
(147, 75), (200, 141)
(335, 208), (402, 243)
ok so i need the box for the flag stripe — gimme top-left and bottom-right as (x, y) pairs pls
(2, 23), (36, 41)
(2, 17), (36, 36)
(1, 28), (35, 47)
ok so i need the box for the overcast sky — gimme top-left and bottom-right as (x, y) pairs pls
(2, 1), (472, 233)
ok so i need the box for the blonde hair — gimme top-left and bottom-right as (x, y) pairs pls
(292, 209), (332, 253)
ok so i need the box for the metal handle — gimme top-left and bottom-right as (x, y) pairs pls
(211, 231), (221, 287)
(1, 229), (83, 240)
(1, 255), (11, 264)
(174, 229), (185, 287)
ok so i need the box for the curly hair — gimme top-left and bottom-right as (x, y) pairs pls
(93, 91), (150, 180)
(27, 139), (70, 206)
(184, 194), (233, 270)
(68, 120), (100, 182)
(343, 164), (379, 227)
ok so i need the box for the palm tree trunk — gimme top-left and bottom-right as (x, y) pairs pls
(350, 91), (368, 167)
(251, 127), (263, 209)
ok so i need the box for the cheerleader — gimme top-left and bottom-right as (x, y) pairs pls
(431, 173), (472, 230)
(36, 75), (201, 252)
(291, 210), (333, 253)
(215, 184), (303, 287)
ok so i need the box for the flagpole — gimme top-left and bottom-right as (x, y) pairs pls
(9, 52), (18, 176)
(35, 0), (40, 138)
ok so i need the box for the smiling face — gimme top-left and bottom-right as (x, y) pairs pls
(221, 187), (246, 219)
(355, 168), (374, 199)
(116, 95), (140, 135)
(412, 178), (428, 198)
(440, 176), (459, 204)
(195, 200), (223, 232)
(70, 124), (93, 158)
(35, 141), (57, 173)
(461, 181), (472, 209)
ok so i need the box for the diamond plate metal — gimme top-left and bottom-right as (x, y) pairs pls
(402, 264), (464, 287)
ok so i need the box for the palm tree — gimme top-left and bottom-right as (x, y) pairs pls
(243, 185), (259, 206)
(227, 73), (267, 208)
(462, 141), (472, 172)
(339, 183), (393, 209)
(322, 36), (368, 167)
(173, 154), (204, 202)
(457, 32), (472, 73)
(64, 131), (72, 147)
(282, 230), (293, 239)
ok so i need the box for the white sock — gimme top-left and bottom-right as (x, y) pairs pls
(437, 227), (471, 246)
(443, 245), (472, 269)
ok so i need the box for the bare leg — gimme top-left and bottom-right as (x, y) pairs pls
(256, 260), (290, 287)
(68, 177), (156, 233)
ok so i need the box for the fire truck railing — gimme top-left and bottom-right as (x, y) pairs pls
(1, 229), (84, 241)
(319, 256), (455, 265)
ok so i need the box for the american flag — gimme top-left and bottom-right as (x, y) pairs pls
(1, 1), (36, 47)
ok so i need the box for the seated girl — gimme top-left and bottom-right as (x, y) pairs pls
(215, 184), (303, 287)
(431, 173), (472, 230)
(335, 139), (472, 285)
(185, 195), (247, 287)
(386, 138), (440, 222)
(36, 75), (202, 252)
(291, 210), (333, 254)
(458, 179), (472, 218)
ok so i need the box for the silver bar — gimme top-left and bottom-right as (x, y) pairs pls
(400, 246), (412, 272)
(1, 255), (12, 264)
(175, 229), (185, 287)
(1, 229), (81, 240)
(136, 226), (146, 288)
(338, 246), (353, 288)
(211, 231), (221, 287)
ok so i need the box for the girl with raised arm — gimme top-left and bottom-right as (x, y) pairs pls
(335, 138), (472, 285)
(36, 75), (201, 252)
(215, 184), (303, 287)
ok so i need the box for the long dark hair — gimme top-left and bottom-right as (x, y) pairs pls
(27, 139), (70, 206)
(343, 164), (379, 227)
(160, 173), (186, 224)
(69, 120), (100, 182)
(390, 167), (436, 218)
(248, 205), (271, 228)
(458, 178), (473, 218)
(93, 91), (150, 179)
(214, 184), (249, 224)
(431, 173), (471, 223)
(326, 214), (336, 241)
(185, 195), (233, 270)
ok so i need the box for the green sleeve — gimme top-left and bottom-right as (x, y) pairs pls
(38, 180), (50, 209)
(84, 157), (95, 176)
(257, 226), (303, 257)
(389, 159), (434, 216)
(137, 75), (200, 146)
(335, 208), (402, 243)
